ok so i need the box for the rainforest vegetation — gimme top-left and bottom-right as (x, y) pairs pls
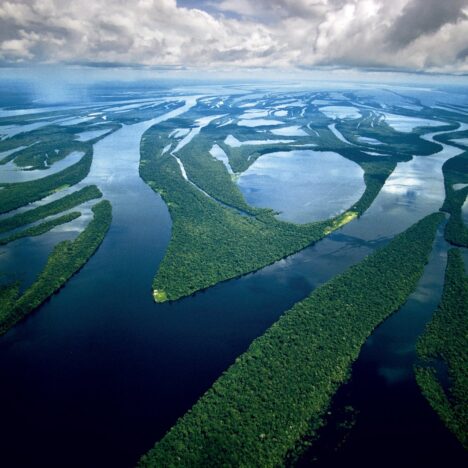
(139, 99), (451, 303)
(415, 248), (468, 449)
(0, 149), (93, 214)
(0, 200), (112, 335)
(440, 151), (468, 247)
(0, 118), (120, 167)
(0, 185), (101, 233)
(138, 212), (443, 467)
(0, 211), (81, 245)
(140, 124), (396, 302)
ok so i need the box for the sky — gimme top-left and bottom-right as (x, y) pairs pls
(0, 0), (467, 76)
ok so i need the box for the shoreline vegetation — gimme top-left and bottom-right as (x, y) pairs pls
(440, 150), (468, 247)
(0, 184), (102, 233)
(0, 211), (81, 246)
(415, 248), (468, 450)
(138, 212), (443, 467)
(140, 126), (394, 303)
(0, 149), (93, 214)
(0, 200), (112, 335)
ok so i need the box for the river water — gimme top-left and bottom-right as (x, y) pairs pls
(0, 95), (466, 467)
(296, 226), (468, 467)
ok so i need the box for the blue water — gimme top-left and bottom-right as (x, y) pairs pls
(0, 82), (466, 467)
(237, 149), (365, 223)
(296, 226), (468, 467)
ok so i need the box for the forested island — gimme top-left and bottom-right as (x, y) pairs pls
(0, 211), (81, 246)
(0, 149), (93, 214)
(0, 200), (112, 335)
(140, 124), (397, 303)
(441, 150), (468, 247)
(415, 248), (468, 449)
(139, 212), (443, 467)
(0, 184), (102, 233)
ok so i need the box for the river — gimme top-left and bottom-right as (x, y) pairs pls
(0, 97), (465, 467)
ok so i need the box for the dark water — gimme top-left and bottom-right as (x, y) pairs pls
(0, 92), (466, 467)
(0, 199), (375, 467)
(296, 226), (468, 467)
(0, 105), (372, 467)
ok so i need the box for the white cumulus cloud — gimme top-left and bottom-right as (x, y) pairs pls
(0, 0), (466, 73)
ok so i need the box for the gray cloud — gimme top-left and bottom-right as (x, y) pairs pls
(0, 0), (467, 73)
(211, 0), (341, 21)
(387, 0), (468, 48)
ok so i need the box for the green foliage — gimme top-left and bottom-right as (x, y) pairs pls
(0, 283), (20, 324)
(353, 160), (396, 214)
(440, 151), (468, 247)
(0, 149), (93, 214)
(337, 117), (445, 159)
(0, 122), (119, 168)
(217, 140), (303, 174)
(9, 140), (84, 169)
(178, 135), (265, 215)
(140, 126), (394, 302)
(415, 248), (468, 449)
(0, 185), (101, 234)
(139, 213), (443, 467)
(0, 211), (81, 245)
(0, 200), (112, 335)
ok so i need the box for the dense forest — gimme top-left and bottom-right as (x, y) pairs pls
(415, 248), (468, 449)
(139, 213), (443, 467)
(0, 200), (112, 335)
(178, 130), (396, 218)
(440, 151), (468, 247)
(138, 97), (452, 302)
(0, 211), (81, 246)
(0, 149), (93, 214)
(140, 123), (396, 302)
(0, 185), (101, 233)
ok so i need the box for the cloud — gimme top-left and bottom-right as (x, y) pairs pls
(211, 0), (342, 21)
(0, 0), (467, 73)
(387, 0), (467, 48)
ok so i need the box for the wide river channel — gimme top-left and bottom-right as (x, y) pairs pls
(0, 103), (466, 467)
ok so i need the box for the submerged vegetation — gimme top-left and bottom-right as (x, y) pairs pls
(0, 200), (112, 335)
(415, 248), (468, 449)
(139, 213), (443, 467)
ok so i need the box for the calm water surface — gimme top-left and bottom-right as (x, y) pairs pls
(297, 227), (468, 467)
(0, 99), (465, 467)
(237, 150), (365, 223)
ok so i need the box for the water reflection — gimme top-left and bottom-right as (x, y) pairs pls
(0, 87), (466, 468)
(237, 149), (365, 223)
(0, 151), (84, 183)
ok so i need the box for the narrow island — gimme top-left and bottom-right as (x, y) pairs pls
(0, 184), (102, 234)
(0, 211), (81, 246)
(0, 200), (112, 335)
(415, 248), (468, 449)
(0, 148), (93, 214)
(440, 150), (468, 247)
(138, 212), (443, 467)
